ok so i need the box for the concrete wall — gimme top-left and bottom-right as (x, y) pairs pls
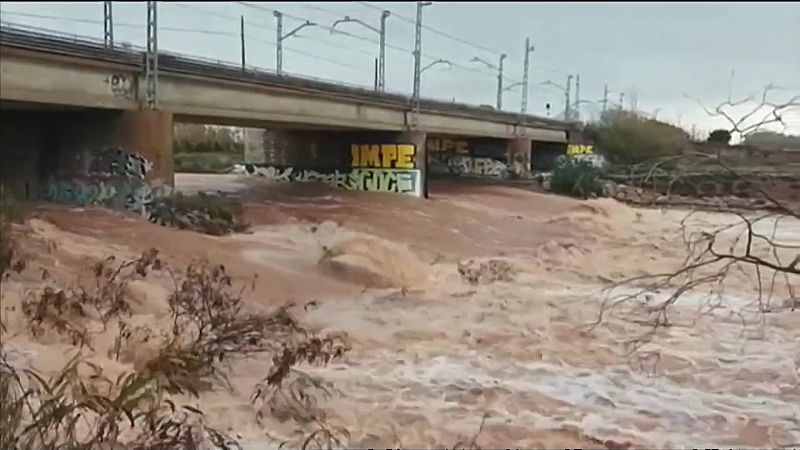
(427, 135), (519, 179)
(1, 50), (567, 143)
(0, 106), (174, 200)
(233, 129), (427, 197)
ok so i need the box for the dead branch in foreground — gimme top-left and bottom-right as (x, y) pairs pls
(590, 86), (800, 355)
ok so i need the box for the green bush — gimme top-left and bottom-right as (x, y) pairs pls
(549, 157), (604, 199)
(148, 192), (249, 236)
(589, 110), (689, 165)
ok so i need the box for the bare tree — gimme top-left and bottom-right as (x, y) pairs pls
(591, 85), (800, 354)
(685, 84), (799, 142)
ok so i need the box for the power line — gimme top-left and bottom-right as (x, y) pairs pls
(0, 10), (236, 36)
(236, 1), (508, 83)
(356, 0), (499, 56)
(357, 1), (571, 79)
(0, 11), (366, 75)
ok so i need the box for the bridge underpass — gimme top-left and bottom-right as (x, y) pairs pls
(0, 25), (574, 203)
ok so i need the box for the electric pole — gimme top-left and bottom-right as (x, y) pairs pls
(574, 74), (581, 121)
(412, 1), (431, 128)
(470, 55), (506, 110)
(240, 15), (245, 71)
(332, 11), (391, 92)
(497, 53), (506, 110)
(373, 58), (378, 90)
(145, 1), (158, 109)
(565, 74), (573, 120)
(619, 92), (624, 110)
(521, 37), (534, 114)
(274, 11), (316, 75)
(602, 84), (608, 113)
(275, 12), (283, 75)
(379, 10), (389, 92)
(103, 1), (113, 48)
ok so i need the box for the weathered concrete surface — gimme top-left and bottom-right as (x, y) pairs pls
(506, 138), (532, 178)
(0, 49), (567, 143)
(0, 108), (174, 195)
(243, 128), (266, 164)
(0, 48), (138, 110)
(110, 110), (174, 185)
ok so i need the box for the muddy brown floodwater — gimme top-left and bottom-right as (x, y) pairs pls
(2, 174), (798, 449)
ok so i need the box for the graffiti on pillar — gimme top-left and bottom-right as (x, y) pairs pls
(105, 74), (135, 98)
(89, 147), (152, 179)
(349, 143), (416, 169)
(43, 147), (174, 219)
(430, 154), (509, 178)
(230, 164), (422, 197)
(566, 144), (594, 155)
(229, 141), (421, 196)
(426, 138), (470, 154)
(426, 137), (510, 179)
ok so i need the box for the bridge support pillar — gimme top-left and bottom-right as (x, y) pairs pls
(109, 110), (174, 185)
(396, 131), (428, 198)
(243, 128), (266, 164)
(506, 137), (531, 178)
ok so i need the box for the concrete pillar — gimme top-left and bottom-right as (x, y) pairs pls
(396, 131), (428, 198)
(109, 110), (174, 185)
(506, 137), (531, 179)
(243, 128), (266, 164)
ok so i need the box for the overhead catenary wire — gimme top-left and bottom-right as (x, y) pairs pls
(356, 0), (570, 79)
(236, 1), (516, 83)
(0, 10), (366, 75)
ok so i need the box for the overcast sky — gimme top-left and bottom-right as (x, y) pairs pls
(2, 1), (798, 137)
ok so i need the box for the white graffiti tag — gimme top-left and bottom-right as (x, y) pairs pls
(429, 154), (509, 179)
(231, 164), (421, 197)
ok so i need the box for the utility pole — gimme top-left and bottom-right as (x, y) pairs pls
(274, 11), (315, 75)
(145, 1), (158, 109)
(470, 55), (506, 110)
(275, 11), (283, 75)
(565, 74), (573, 120)
(331, 10), (391, 92)
(602, 84), (609, 113)
(379, 10), (389, 92)
(619, 92), (624, 110)
(574, 74), (581, 121)
(497, 54), (507, 110)
(103, 1), (113, 48)
(412, 1), (431, 128)
(521, 37), (534, 114)
(373, 58), (378, 90)
(240, 15), (245, 71)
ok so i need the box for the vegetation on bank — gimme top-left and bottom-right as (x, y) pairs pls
(1, 248), (352, 449)
(173, 124), (244, 173)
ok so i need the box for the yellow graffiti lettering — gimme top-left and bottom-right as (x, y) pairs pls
(426, 138), (470, 153)
(567, 144), (594, 155)
(352, 143), (416, 168)
(396, 144), (415, 169)
(357, 144), (381, 167)
(381, 144), (398, 168)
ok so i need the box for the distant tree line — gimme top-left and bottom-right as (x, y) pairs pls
(174, 124), (244, 154)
